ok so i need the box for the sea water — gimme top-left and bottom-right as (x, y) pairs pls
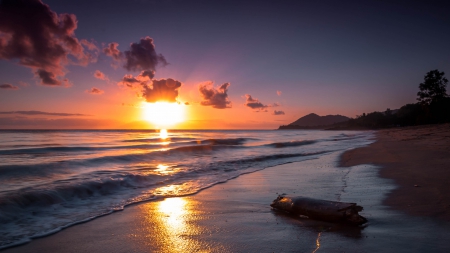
(0, 129), (373, 248)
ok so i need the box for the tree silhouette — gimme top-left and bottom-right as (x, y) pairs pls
(417, 70), (448, 105)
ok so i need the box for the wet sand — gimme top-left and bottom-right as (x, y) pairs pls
(4, 126), (450, 252)
(340, 123), (450, 221)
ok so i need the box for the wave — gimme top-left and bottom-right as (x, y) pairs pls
(265, 140), (316, 148)
(122, 137), (195, 143)
(198, 138), (254, 145)
(0, 149), (326, 224)
(0, 172), (165, 223)
(0, 142), (251, 179)
(0, 143), (172, 155)
(0, 138), (254, 156)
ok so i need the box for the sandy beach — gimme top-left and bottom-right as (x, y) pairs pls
(3, 125), (450, 252)
(340, 123), (450, 221)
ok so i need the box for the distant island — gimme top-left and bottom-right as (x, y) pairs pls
(280, 69), (450, 130)
(279, 113), (350, 129)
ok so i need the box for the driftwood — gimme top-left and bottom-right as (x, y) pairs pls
(270, 195), (367, 225)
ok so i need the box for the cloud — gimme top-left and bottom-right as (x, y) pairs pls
(199, 82), (232, 109)
(118, 71), (152, 89)
(103, 42), (122, 61)
(119, 72), (182, 102)
(81, 39), (98, 51)
(0, 83), (18, 90)
(277, 90), (282, 96)
(123, 36), (168, 72)
(244, 95), (282, 112)
(0, 0), (96, 86)
(94, 70), (109, 81)
(86, 87), (104, 95)
(36, 69), (71, 86)
(142, 78), (182, 103)
(0, 111), (89, 116)
(0, 116), (117, 129)
(272, 110), (285, 115)
(244, 94), (268, 111)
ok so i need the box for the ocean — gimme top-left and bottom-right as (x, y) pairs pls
(0, 129), (373, 248)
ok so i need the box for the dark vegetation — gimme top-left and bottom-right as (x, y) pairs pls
(280, 69), (450, 130)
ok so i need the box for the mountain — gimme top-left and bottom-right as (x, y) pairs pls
(279, 113), (350, 129)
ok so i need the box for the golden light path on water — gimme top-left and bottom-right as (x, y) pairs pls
(160, 129), (168, 139)
(139, 197), (226, 252)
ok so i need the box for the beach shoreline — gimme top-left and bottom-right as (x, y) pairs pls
(3, 125), (450, 252)
(340, 123), (450, 221)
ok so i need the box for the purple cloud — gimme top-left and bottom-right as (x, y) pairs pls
(123, 37), (168, 72)
(86, 87), (104, 95)
(142, 78), (182, 103)
(94, 70), (109, 81)
(0, 111), (89, 116)
(199, 82), (232, 109)
(0, 83), (18, 90)
(272, 110), (285, 115)
(244, 94), (268, 111)
(0, 0), (96, 86)
(103, 42), (122, 61)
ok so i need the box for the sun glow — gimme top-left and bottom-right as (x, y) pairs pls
(142, 102), (185, 126)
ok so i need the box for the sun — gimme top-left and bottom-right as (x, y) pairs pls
(142, 102), (185, 126)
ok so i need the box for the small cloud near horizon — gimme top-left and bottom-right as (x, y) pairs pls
(0, 84), (19, 90)
(86, 87), (104, 95)
(198, 81), (232, 109)
(272, 110), (285, 115)
(0, 111), (90, 117)
(244, 94), (268, 111)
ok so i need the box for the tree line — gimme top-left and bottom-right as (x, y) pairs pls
(340, 69), (450, 129)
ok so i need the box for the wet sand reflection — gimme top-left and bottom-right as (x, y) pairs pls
(140, 197), (225, 252)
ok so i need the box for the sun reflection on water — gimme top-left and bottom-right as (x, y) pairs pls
(139, 197), (223, 252)
(160, 129), (168, 139)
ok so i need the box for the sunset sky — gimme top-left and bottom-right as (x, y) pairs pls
(1, 0), (449, 129)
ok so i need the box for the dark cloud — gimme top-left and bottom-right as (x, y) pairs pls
(199, 82), (232, 109)
(244, 95), (281, 112)
(244, 94), (268, 110)
(142, 78), (181, 103)
(118, 71), (151, 89)
(0, 111), (89, 116)
(123, 37), (168, 72)
(141, 70), (155, 79)
(103, 42), (122, 61)
(0, 0), (96, 86)
(119, 72), (182, 102)
(0, 83), (18, 89)
(113, 37), (173, 103)
(36, 69), (70, 86)
(86, 87), (104, 95)
(272, 110), (285, 115)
